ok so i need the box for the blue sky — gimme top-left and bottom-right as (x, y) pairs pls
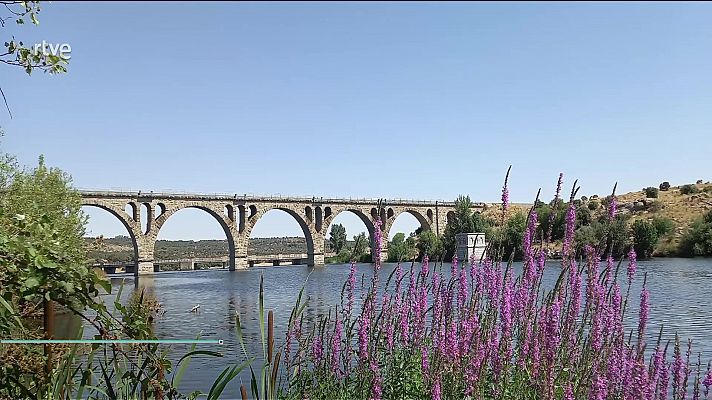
(2, 2), (711, 241)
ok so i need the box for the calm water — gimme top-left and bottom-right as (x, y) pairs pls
(60, 258), (712, 397)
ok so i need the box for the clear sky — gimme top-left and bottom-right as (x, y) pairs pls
(2, 2), (711, 241)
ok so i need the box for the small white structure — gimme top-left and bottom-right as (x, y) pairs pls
(456, 233), (487, 262)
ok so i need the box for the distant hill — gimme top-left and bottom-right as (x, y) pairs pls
(86, 236), (311, 263)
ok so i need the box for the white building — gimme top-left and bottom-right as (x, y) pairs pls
(455, 232), (487, 262)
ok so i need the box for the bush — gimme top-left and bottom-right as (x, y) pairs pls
(648, 200), (664, 212)
(632, 220), (658, 259)
(680, 184), (700, 195)
(680, 210), (712, 257)
(652, 216), (675, 237)
(644, 187), (659, 198)
(659, 181), (671, 191)
(588, 199), (600, 210)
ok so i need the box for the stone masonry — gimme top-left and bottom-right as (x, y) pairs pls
(81, 191), (485, 275)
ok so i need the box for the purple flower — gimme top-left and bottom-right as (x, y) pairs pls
(564, 384), (574, 400)
(702, 364), (712, 398)
(346, 262), (357, 318)
(458, 257), (469, 311)
(501, 185), (510, 212)
(432, 378), (442, 400)
(627, 248), (637, 284)
(311, 334), (324, 364)
(562, 202), (577, 258)
(373, 218), (383, 266)
(638, 284), (650, 346)
(547, 173), (564, 243)
(609, 195), (617, 220)
(421, 345), (430, 382)
(371, 365), (383, 400)
(592, 373), (608, 400)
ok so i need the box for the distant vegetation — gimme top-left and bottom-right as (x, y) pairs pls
(86, 236), (312, 263)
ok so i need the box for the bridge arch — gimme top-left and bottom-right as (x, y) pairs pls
(245, 207), (316, 266)
(153, 205), (236, 270)
(324, 208), (377, 259)
(81, 201), (140, 270)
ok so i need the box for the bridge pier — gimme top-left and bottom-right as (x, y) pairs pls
(308, 252), (325, 267)
(138, 261), (155, 275)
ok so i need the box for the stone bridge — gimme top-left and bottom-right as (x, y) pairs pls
(81, 191), (485, 275)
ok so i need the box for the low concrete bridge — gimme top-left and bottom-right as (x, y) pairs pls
(81, 191), (484, 275)
(93, 253), (319, 274)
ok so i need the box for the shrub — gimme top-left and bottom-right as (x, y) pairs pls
(680, 210), (712, 256)
(648, 200), (664, 212)
(659, 181), (671, 191)
(680, 184), (700, 195)
(588, 199), (599, 210)
(644, 186), (659, 198)
(632, 219), (659, 259)
(652, 216), (675, 237)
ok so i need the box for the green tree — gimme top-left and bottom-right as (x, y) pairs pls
(680, 184), (699, 195)
(329, 223), (347, 253)
(680, 210), (712, 257)
(352, 232), (369, 260)
(0, 153), (109, 393)
(416, 230), (442, 259)
(496, 212), (527, 260)
(631, 219), (659, 259)
(604, 215), (631, 259)
(644, 187), (659, 198)
(388, 232), (416, 262)
(652, 216), (674, 237)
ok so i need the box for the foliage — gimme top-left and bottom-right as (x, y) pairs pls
(491, 211), (526, 260)
(1, 1), (68, 75)
(679, 210), (712, 257)
(0, 155), (107, 329)
(631, 219), (658, 259)
(328, 223), (347, 254)
(651, 216), (675, 237)
(648, 200), (664, 212)
(352, 233), (369, 260)
(680, 184), (699, 195)
(416, 230), (442, 260)
(659, 181), (671, 191)
(644, 186), (659, 198)
(387, 232), (416, 262)
(605, 215), (631, 259)
(587, 199), (599, 210)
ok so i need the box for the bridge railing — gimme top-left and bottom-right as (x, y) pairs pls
(78, 189), (487, 207)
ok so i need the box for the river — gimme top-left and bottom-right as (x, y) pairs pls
(58, 257), (712, 398)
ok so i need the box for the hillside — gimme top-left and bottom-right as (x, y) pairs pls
(86, 236), (310, 263)
(610, 181), (712, 254)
